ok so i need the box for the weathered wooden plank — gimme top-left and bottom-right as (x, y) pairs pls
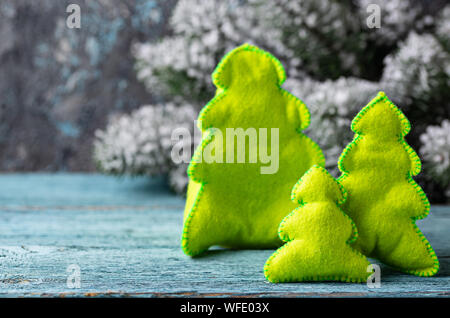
(0, 173), (185, 209)
(0, 174), (448, 297)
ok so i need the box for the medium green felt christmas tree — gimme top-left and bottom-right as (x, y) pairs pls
(181, 44), (324, 256)
(264, 165), (371, 283)
(338, 91), (439, 276)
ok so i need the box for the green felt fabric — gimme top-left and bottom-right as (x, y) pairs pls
(338, 91), (439, 277)
(264, 165), (371, 283)
(181, 44), (325, 257)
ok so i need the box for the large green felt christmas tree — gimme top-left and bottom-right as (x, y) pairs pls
(338, 92), (439, 276)
(264, 165), (371, 283)
(181, 44), (324, 256)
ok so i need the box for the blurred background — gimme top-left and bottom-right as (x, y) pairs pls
(0, 0), (448, 202)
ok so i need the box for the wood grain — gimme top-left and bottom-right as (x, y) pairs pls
(0, 173), (448, 297)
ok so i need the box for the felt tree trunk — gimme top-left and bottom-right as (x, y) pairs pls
(264, 165), (371, 283)
(182, 44), (325, 256)
(338, 91), (439, 276)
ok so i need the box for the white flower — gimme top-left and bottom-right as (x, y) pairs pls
(285, 77), (379, 176)
(93, 103), (198, 194)
(381, 32), (450, 108)
(420, 120), (450, 193)
(436, 5), (450, 42)
(133, 0), (296, 103)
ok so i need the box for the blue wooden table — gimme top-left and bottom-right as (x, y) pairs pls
(0, 174), (448, 297)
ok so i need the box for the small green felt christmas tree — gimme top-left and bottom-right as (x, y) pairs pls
(182, 44), (325, 256)
(338, 91), (439, 276)
(264, 165), (371, 283)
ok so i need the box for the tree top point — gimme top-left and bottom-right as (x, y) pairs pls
(291, 165), (347, 205)
(211, 43), (286, 89)
(351, 91), (411, 138)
